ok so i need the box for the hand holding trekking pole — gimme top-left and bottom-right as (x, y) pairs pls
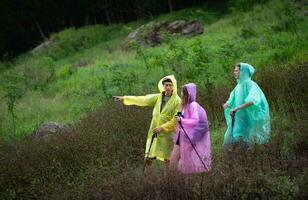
(175, 115), (181, 122)
(230, 109), (236, 118)
(153, 127), (163, 134)
(230, 109), (236, 128)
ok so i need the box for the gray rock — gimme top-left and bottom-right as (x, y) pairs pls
(31, 41), (54, 54)
(166, 20), (186, 33)
(33, 122), (66, 140)
(146, 31), (161, 46)
(182, 20), (204, 37)
(127, 26), (143, 39)
(125, 20), (204, 48)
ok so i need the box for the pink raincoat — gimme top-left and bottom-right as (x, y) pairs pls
(171, 83), (211, 174)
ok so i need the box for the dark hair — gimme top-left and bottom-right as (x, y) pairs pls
(236, 63), (241, 69)
(181, 86), (189, 108)
(162, 78), (172, 85)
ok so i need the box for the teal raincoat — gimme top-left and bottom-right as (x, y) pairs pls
(224, 63), (271, 147)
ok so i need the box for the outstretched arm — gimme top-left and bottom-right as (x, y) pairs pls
(113, 94), (159, 107)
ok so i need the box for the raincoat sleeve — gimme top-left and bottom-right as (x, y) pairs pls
(244, 83), (261, 106)
(161, 117), (177, 133)
(160, 99), (180, 133)
(224, 90), (234, 127)
(123, 94), (159, 107)
(180, 103), (200, 146)
(181, 103), (198, 127)
(226, 89), (235, 106)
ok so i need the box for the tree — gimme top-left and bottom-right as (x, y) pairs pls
(1, 73), (25, 135)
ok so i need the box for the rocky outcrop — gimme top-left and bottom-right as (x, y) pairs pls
(33, 122), (70, 141)
(124, 20), (204, 48)
(31, 41), (54, 54)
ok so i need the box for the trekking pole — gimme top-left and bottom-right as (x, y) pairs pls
(231, 110), (236, 136)
(178, 121), (209, 171)
(227, 111), (236, 153)
(143, 133), (157, 172)
(232, 112), (235, 129)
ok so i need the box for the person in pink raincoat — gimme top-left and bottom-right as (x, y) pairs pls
(170, 83), (211, 174)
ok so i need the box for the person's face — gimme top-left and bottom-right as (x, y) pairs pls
(234, 66), (240, 79)
(163, 82), (173, 96)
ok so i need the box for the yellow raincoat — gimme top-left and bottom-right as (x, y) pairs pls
(124, 75), (180, 161)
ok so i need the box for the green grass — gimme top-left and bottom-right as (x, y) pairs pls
(0, 0), (307, 142)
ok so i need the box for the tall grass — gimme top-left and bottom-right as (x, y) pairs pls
(0, 63), (307, 199)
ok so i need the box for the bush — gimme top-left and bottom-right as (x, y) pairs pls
(241, 15), (258, 38)
(46, 25), (126, 59)
(229, 0), (269, 12)
(0, 62), (6, 72)
(20, 56), (55, 91)
(271, 0), (300, 32)
(55, 65), (75, 80)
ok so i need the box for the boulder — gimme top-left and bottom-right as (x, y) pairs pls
(166, 20), (187, 33)
(125, 20), (204, 48)
(182, 20), (204, 37)
(31, 41), (53, 54)
(33, 122), (67, 140)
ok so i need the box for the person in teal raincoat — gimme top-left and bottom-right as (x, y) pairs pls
(113, 75), (181, 173)
(223, 63), (271, 150)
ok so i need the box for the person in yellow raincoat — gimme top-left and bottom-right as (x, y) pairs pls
(113, 75), (180, 173)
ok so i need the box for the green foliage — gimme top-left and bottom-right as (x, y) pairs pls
(130, 41), (150, 69)
(271, 0), (300, 32)
(55, 65), (75, 80)
(1, 72), (25, 134)
(229, 0), (269, 12)
(19, 56), (55, 91)
(295, 169), (308, 199)
(241, 15), (258, 38)
(0, 61), (6, 72)
(45, 25), (127, 59)
(156, 6), (225, 24)
(111, 70), (139, 94)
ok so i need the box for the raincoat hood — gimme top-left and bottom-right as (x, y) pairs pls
(185, 83), (197, 103)
(158, 75), (177, 97)
(239, 63), (255, 82)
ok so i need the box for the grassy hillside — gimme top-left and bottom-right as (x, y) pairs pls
(0, 0), (307, 198)
(0, 0), (307, 140)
